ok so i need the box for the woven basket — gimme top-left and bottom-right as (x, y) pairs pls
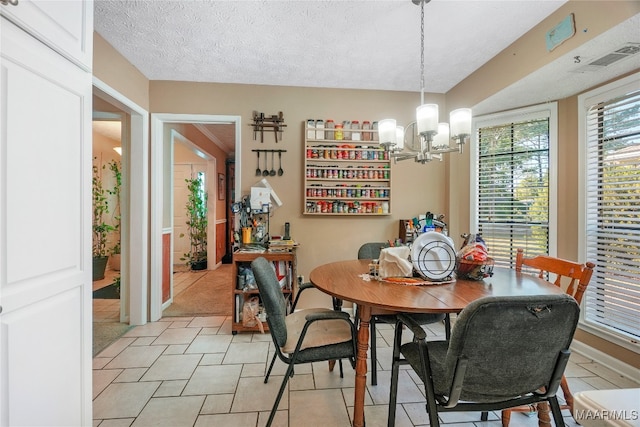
(456, 257), (494, 281)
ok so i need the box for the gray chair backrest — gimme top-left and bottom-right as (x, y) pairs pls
(445, 294), (579, 403)
(251, 257), (288, 347)
(357, 242), (389, 260)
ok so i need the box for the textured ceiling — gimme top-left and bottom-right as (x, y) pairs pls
(94, 1), (640, 149)
(94, 0), (569, 93)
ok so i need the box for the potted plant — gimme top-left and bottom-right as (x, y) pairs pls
(93, 161), (114, 280)
(180, 175), (208, 270)
(107, 160), (122, 271)
(112, 275), (121, 295)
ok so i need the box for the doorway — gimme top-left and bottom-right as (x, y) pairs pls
(150, 114), (241, 321)
(93, 78), (149, 327)
(91, 112), (124, 326)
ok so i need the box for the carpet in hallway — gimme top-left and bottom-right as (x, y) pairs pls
(162, 264), (233, 317)
(93, 322), (133, 356)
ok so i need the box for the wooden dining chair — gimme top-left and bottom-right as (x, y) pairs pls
(501, 248), (595, 427)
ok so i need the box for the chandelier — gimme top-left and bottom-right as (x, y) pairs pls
(379, 0), (472, 163)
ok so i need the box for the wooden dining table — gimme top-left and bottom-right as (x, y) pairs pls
(309, 259), (566, 427)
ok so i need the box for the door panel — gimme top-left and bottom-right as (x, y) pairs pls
(6, 63), (82, 284)
(0, 17), (92, 426)
(0, 0), (92, 70)
(3, 288), (84, 426)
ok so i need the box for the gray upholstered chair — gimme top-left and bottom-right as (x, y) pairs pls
(501, 248), (595, 425)
(356, 242), (447, 386)
(387, 294), (580, 427)
(251, 257), (357, 427)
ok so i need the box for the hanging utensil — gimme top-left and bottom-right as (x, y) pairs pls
(255, 151), (261, 176)
(278, 151), (284, 176)
(262, 151), (269, 176)
(269, 151), (276, 176)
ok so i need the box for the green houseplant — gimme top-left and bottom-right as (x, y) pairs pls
(107, 160), (122, 271)
(181, 175), (208, 270)
(93, 162), (114, 280)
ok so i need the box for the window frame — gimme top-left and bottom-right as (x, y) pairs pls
(470, 103), (558, 261)
(578, 71), (640, 353)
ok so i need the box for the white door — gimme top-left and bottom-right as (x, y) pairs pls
(0, 6), (92, 427)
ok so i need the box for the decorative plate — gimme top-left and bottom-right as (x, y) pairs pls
(411, 231), (457, 280)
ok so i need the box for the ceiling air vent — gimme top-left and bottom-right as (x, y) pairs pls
(571, 42), (640, 73)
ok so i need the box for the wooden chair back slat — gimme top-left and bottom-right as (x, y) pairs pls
(515, 248), (595, 304)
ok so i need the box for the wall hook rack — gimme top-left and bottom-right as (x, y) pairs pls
(250, 149), (287, 153)
(251, 149), (287, 177)
(250, 111), (287, 143)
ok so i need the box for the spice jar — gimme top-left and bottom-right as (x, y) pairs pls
(325, 119), (335, 140)
(335, 123), (343, 140)
(343, 121), (351, 140)
(307, 119), (315, 139)
(315, 119), (324, 140)
(362, 121), (371, 141)
(351, 120), (361, 141)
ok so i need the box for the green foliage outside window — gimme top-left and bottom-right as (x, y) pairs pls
(477, 118), (550, 262)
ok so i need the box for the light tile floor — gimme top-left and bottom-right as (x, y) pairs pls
(93, 315), (640, 427)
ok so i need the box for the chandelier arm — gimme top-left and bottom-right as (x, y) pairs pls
(431, 147), (462, 154)
(392, 153), (421, 162)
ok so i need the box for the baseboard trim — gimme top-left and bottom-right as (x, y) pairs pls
(571, 340), (640, 384)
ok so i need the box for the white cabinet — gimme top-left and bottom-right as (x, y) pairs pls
(0, 1), (93, 425)
(1, 0), (93, 70)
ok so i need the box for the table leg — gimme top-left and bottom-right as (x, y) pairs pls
(353, 304), (371, 427)
(537, 402), (551, 427)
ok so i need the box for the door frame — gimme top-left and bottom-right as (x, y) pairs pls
(150, 114), (241, 322)
(93, 77), (149, 325)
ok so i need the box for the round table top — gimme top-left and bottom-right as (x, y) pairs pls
(309, 259), (565, 314)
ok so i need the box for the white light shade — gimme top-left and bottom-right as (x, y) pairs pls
(378, 119), (397, 145)
(416, 104), (438, 134)
(432, 123), (450, 147)
(450, 108), (472, 138)
(395, 126), (405, 150)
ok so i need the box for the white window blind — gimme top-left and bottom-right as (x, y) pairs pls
(583, 82), (640, 343)
(474, 108), (554, 268)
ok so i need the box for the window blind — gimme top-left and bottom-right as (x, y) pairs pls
(476, 119), (550, 268)
(584, 87), (640, 341)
